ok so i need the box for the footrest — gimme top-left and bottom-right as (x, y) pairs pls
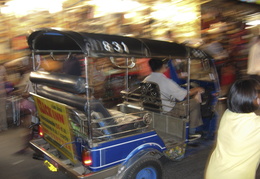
(188, 134), (201, 142)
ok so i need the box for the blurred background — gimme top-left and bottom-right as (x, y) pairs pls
(0, 1), (259, 178)
(0, 0), (259, 94)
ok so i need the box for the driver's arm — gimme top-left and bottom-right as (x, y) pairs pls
(188, 87), (205, 97)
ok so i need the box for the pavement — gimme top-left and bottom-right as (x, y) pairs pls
(0, 126), (69, 179)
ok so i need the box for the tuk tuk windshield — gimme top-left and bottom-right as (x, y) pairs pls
(171, 58), (215, 82)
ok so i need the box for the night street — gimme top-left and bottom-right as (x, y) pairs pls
(1, 102), (259, 179)
(0, 126), (244, 179)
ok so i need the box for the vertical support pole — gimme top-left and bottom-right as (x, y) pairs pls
(185, 121), (190, 143)
(125, 58), (129, 102)
(186, 47), (191, 138)
(84, 55), (92, 142)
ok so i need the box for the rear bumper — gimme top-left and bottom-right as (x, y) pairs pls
(29, 138), (119, 179)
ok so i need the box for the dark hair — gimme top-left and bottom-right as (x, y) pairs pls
(227, 79), (260, 113)
(62, 56), (82, 76)
(148, 58), (165, 72)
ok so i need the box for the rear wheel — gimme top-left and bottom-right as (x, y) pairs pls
(123, 157), (163, 179)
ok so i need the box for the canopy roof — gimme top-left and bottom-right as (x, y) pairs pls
(28, 28), (209, 59)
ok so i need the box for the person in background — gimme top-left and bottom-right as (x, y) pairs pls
(164, 30), (175, 42)
(12, 63), (37, 154)
(62, 55), (82, 76)
(157, 30), (176, 42)
(200, 36), (229, 61)
(247, 35), (260, 82)
(17, 66), (37, 124)
(205, 79), (260, 179)
(0, 64), (7, 132)
(144, 58), (205, 136)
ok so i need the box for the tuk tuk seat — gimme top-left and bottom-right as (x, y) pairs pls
(140, 82), (188, 118)
(140, 82), (162, 113)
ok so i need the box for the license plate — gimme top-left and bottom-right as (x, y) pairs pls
(43, 156), (58, 172)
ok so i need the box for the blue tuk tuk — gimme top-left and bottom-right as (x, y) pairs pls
(28, 28), (220, 179)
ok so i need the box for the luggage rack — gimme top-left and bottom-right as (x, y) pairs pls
(91, 110), (151, 141)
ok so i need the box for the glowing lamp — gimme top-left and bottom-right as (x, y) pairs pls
(82, 149), (92, 166)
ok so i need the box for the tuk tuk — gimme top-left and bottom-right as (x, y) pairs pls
(28, 28), (220, 179)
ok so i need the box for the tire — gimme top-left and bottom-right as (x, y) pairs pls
(123, 157), (163, 179)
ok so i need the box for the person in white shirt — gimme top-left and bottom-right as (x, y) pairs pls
(144, 58), (204, 134)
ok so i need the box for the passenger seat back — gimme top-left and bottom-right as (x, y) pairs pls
(140, 82), (162, 113)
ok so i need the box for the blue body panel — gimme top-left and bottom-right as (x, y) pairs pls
(87, 131), (166, 172)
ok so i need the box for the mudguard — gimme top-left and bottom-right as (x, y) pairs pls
(116, 147), (163, 178)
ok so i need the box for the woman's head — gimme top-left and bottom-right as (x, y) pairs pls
(227, 79), (260, 113)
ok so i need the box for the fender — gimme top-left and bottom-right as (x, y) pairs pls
(116, 146), (164, 178)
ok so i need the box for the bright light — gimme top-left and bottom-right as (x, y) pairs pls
(1, 0), (66, 16)
(151, 2), (198, 24)
(246, 20), (260, 26)
(89, 0), (142, 17)
(151, 3), (178, 20)
(124, 12), (136, 19)
(82, 150), (92, 166)
(174, 12), (198, 23)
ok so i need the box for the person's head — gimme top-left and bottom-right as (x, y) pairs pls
(166, 30), (173, 39)
(148, 58), (168, 73)
(62, 56), (81, 76)
(227, 79), (260, 113)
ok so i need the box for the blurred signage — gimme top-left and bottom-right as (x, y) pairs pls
(11, 35), (28, 50)
(33, 94), (76, 163)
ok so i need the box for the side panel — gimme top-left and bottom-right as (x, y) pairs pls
(89, 131), (166, 172)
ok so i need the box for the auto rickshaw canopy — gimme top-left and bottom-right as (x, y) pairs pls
(27, 28), (209, 59)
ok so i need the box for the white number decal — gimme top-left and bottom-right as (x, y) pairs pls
(121, 42), (129, 53)
(102, 41), (129, 54)
(112, 41), (123, 53)
(102, 41), (114, 52)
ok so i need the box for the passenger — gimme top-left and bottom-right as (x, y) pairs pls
(144, 58), (204, 136)
(205, 79), (260, 179)
(62, 55), (82, 76)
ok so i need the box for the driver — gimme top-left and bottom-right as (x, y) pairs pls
(144, 58), (204, 136)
